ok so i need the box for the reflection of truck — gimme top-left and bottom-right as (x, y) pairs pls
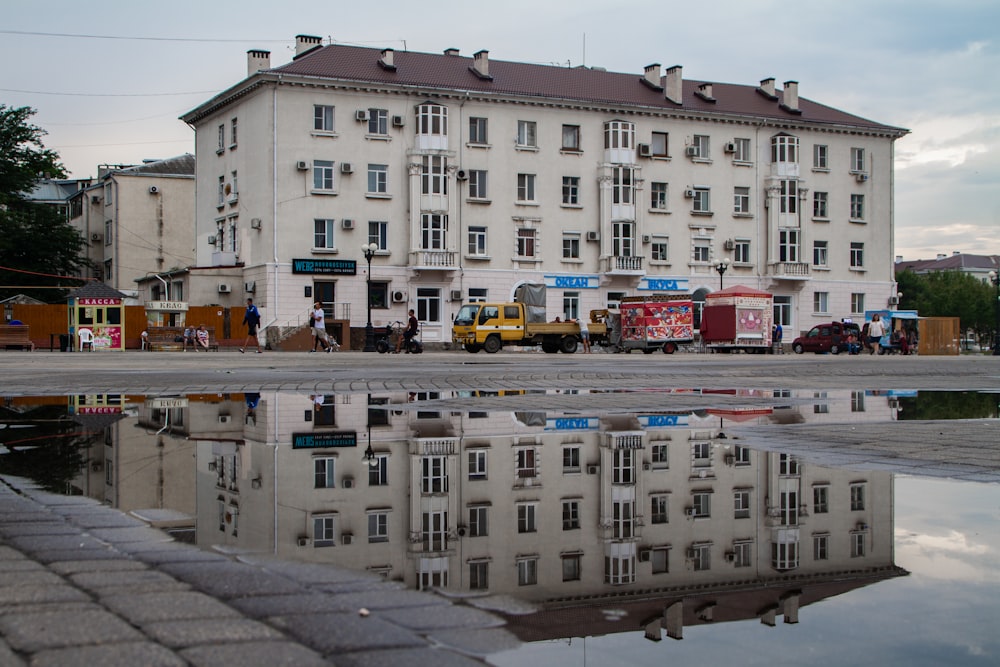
(610, 294), (694, 354)
(700, 285), (773, 353)
(452, 302), (609, 353)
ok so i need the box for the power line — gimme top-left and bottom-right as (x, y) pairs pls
(0, 29), (286, 43)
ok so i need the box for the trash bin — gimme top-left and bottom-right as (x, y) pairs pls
(59, 334), (70, 352)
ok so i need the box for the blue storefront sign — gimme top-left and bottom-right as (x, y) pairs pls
(544, 275), (600, 289)
(638, 414), (690, 427)
(292, 431), (358, 449)
(292, 258), (358, 275)
(638, 278), (689, 292)
(546, 416), (600, 431)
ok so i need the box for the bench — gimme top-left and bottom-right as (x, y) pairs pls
(0, 325), (34, 351)
(146, 326), (219, 352)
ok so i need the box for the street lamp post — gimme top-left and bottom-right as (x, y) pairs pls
(714, 259), (730, 291)
(362, 243), (378, 352)
(989, 271), (1000, 356)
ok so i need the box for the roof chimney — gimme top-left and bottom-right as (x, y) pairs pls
(953, 250), (960, 256)
(758, 77), (778, 100)
(782, 80), (799, 112)
(247, 49), (271, 77)
(895, 255), (903, 263)
(643, 63), (661, 88)
(936, 253), (946, 260)
(470, 50), (493, 80)
(695, 82), (716, 102)
(378, 48), (396, 71)
(444, 48), (460, 56)
(664, 65), (683, 105)
(295, 34), (322, 57)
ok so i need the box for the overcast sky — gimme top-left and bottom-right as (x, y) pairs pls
(3, 0), (997, 260)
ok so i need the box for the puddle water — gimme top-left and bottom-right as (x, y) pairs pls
(1, 389), (997, 664)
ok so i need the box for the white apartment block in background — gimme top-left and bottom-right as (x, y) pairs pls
(181, 36), (908, 343)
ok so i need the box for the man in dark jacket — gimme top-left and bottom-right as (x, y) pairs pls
(239, 298), (263, 353)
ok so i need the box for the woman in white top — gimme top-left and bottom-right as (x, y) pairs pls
(311, 303), (333, 352)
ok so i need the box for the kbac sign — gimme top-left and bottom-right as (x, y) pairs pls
(145, 301), (189, 311)
(292, 431), (358, 449)
(292, 259), (357, 275)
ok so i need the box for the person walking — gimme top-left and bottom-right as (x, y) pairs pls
(867, 313), (885, 354)
(310, 302), (334, 353)
(397, 309), (419, 353)
(239, 298), (263, 353)
(578, 317), (591, 353)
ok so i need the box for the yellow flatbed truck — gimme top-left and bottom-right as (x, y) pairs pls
(452, 302), (609, 353)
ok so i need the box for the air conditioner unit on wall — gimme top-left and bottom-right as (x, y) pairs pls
(586, 465), (599, 475)
(724, 239), (735, 250)
(642, 235), (651, 244)
(250, 218), (262, 230)
(724, 142), (737, 153)
(856, 172), (869, 182)
(450, 290), (463, 302)
(296, 160), (309, 171)
(888, 296), (899, 305)
(392, 115), (405, 127)
(297, 536), (312, 547)
(148, 185), (160, 194)
(342, 477), (354, 489)
(341, 533), (354, 545)
(684, 189), (696, 198)
(392, 290), (407, 303)
(456, 169), (468, 181)
(218, 283), (231, 294)
(90, 233), (102, 242)
(586, 231), (600, 241)
(355, 109), (369, 122)
(685, 146), (699, 157)
(341, 218), (355, 230)
(638, 143), (652, 157)
(218, 415), (231, 424)
(340, 162), (353, 174)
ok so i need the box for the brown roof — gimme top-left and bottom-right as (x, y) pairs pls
(896, 253), (999, 273)
(273, 45), (905, 134)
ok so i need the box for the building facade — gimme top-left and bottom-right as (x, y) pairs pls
(182, 37), (908, 343)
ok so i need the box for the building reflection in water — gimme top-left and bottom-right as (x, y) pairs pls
(0, 389), (909, 642)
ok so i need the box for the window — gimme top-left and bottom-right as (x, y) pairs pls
(692, 134), (710, 158)
(367, 456), (388, 486)
(733, 541), (752, 568)
(851, 532), (866, 558)
(468, 226), (487, 256)
(468, 505), (488, 536)
(612, 221), (635, 257)
(516, 228), (537, 259)
(517, 503), (537, 533)
(850, 242), (865, 268)
(813, 191), (829, 218)
(367, 221), (387, 250)
(851, 147), (866, 172)
(470, 561), (489, 589)
(515, 447), (537, 478)
(734, 239), (750, 264)
(692, 492), (711, 518)
(314, 219), (336, 250)
(850, 194), (865, 220)
(651, 548), (669, 574)
(692, 187), (710, 213)
(651, 443), (668, 468)
(605, 120), (635, 150)
(779, 454), (800, 476)
(230, 117), (238, 147)
(562, 233), (580, 260)
(313, 160), (335, 191)
(420, 214), (447, 250)
(651, 131), (668, 157)
(690, 543), (711, 571)
(105, 220), (113, 246)
(517, 174), (536, 202)
(421, 510), (447, 552)
(651, 495), (669, 524)
(612, 167), (634, 205)
(813, 485), (829, 514)
(517, 558), (537, 586)
(771, 134), (799, 163)
(814, 144), (829, 169)
(850, 483), (866, 511)
(468, 170), (488, 199)
(733, 445), (751, 466)
(367, 511), (388, 542)
(650, 236), (669, 262)
(217, 124), (225, 152)
(613, 450), (636, 484)
(416, 287), (442, 325)
(693, 243), (710, 263)
(367, 108), (388, 135)
(651, 182), (668, 210)
(313, 515), (336, 547)
(814, 534), (830, 560)
(562, 554), (581, 582)
(852, 293), (865, 314)
(421, 156), (447, 195)
(852, 390), (866, 412)
(421, 456), (448, 493)
(779, 229), (800, 262)
(468, 450), (487, 480)
(612, 499), (634, 539)
(733, 137), (751, 162)
(229, 170), (238, 200)
(734, 490), (751, 519)
(733, 186), (750, 214)
(516, 120), (537, 148)
(562, 446), (580, 473)
(314, 457), (335, 488)
(779, 179), (798, 214)
(813, 291), (829, 313)
(562, 500), (580, 530)
(417, 103), (447, 136)
(562, 176), (580, 205)
(562, 292), (580, 321)
(813, 240), (828, 267)
(469, 117), (488, 144)
(773, 297), (791, 328)
(562, 124), (580, 151)
(314, 105), (335, 132)
(367, 164), (388, 194)
(217, 176), (225, 206)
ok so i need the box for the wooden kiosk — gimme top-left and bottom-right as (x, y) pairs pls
(66, 283), (129, 352)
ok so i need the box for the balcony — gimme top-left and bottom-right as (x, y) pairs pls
(602, 255), (644, 275)
(768, 262), (811, 280)
(410, 250), (457, 271)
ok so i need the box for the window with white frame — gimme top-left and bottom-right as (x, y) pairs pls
(851, 293), (865, 314)
(850, 242), (865, 269)
(517, 502), (537, 533)
(813, 191), (829, 218)
(814, 533), (830, 560)
(421, 510), (447, 552)
(651, 547), (669, 574)
(368, 455), (388, 486)
(814, 144), (829, 169)
(734, 490), (751, 519)
(850, 147), (866, 172)
(692, 492), (712, 518)
(517, 557), (538, 586)
(850, 194), (865, 220)
(421, 155), (447, 195)
(367, 164), (388, 194)
(813, 240), (828, 267)
(610, 222), (633, 258)
(314, 456), (335, 488)
(692, 187), (710, 213)
(691, 543), (711, 571)
(416, 287), (441, 325)
(607, 292), (626, 310)
(771, 134), (799, 163)
(367, 108), (388, 135)
(217, 124), (225, 152)
(693, 242), (710, 263)
(420, 456), (448, 493)
(468, 450), (487, 480)
(651, 182), (668, 210)
(814, 291), (829, 313)
(469, 117), (488, 144)
(773, 297), (791, 328)
(562, 291), (580, 321)
(367, 511), (388, 542)
(651, 495), (669, 524)
(813, 485), (829, 514)
(562, 176), (580, 205)
(606, 552), (635, 584)
(562, 554), (581, 581)
(468, 288), (487, 303)
(517, 173), (536, 202)
(650, 236), (669, 262)
(734, 239), (751, 264)
(468, 226), (487, 256)
(225, 216), (238, 253)
(562, 446), (581, 473)
(733, 137), (751, 162)
(779, 179), (798, 214)
(651, 131), (669, 157)
(217, 176), (225, 206)
(516, 120), (537, 148)
(779, 453), (800, 476)
(367, 221), (387, 250)
(734, 186), (750, 214)
(515, 447), (537, 479)
(230, 117), (238, 147)
(733, 541), (752, 567)
(651, 442), (668, 468)
(314, 105), (335, 132)
(562, 499), (580, 530)
(612, 166), (634, 205)
(733, 444), (751, 466)
(420, 214), (447, 250)
(772, 541), (798, 570)
(314, 219), (336, 250)
(852, 390), (866, 412)
(313, 514), (336, 547)
(779, 229), (800, 262)
(417, 103), (447, 136)
(468, 504), (488, 536)
(612, 448), (635, 484)
(516, 227), (537, 259)
(851, 532), (866, 557)
(692, 441), (711, 467)
(850, 483), (866, 511)
(468, 170), (487, 199)
(605, 120), (635, 149)
(313, 160), (335, 191)
(612, 499), (634, 539)
(229, 170), (238, 199)
(692, 134), (710, 158)
(562, 233), (580, 260)
(562, 124), (581, 151)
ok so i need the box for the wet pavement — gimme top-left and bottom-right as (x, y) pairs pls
(1, 351), (998, 665)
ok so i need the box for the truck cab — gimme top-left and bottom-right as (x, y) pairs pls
(452, 302), (526, 352)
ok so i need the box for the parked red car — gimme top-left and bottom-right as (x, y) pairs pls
(792, 321), (862, 355)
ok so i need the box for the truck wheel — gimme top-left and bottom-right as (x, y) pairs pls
(559, 335), (578, 354)
(643, 348), (655, 354)
(792, 343), (804, 354)
(483, 335), (502, 354)
(662, 342), (677, 354)
(464, 344), (482, 353)
(830, 345), (840, 355)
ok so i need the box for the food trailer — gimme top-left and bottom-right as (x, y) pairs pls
(66, 283), (128, 352)
(700, 285), (773, 353)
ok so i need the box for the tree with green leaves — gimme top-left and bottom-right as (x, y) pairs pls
(0, 104), (88, 302)
(896, 268), (995, 345)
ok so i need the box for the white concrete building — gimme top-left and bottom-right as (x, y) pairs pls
(181, 37), (908, 345)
